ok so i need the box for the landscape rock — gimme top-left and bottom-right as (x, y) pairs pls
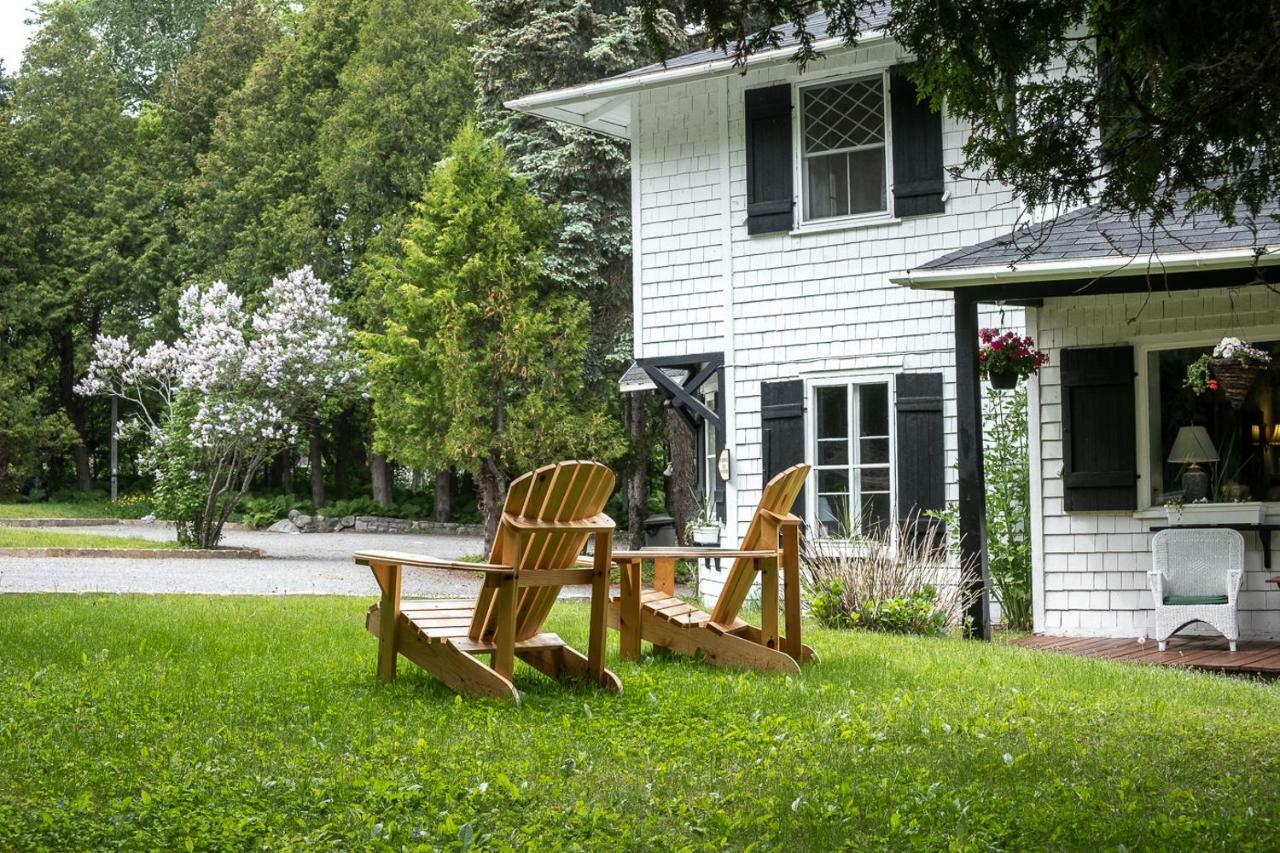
(268, 518), (300, 534)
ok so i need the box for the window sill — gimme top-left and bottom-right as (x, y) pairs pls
(1134, 504), (1280, 521)
(790, 213), (900, 237)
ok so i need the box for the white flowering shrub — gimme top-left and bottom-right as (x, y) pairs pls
(77, 268), (364, 547)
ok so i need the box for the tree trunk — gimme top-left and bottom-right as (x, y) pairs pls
(370, 451), (392, 507)
(433, 469), (452, 523)
(624, 391), (649, 547)
(56, 329), (92, 491)
(666, 409), (697, 544)
(281, 449), (295, 496)
(334, 409), (352, 500)
(478, 459), (509, 552)
(308, 421), (325, 508)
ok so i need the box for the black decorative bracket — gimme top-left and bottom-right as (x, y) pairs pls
(636, 352), (725, 438)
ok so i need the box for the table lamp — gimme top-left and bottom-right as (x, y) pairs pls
(1168, 426), (1219, 502)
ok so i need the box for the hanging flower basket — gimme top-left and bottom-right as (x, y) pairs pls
(1185, 337), (1272, 409)
(977, 328), (1048, 390)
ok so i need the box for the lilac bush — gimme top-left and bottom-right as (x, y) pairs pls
(77, 268), (363, 547)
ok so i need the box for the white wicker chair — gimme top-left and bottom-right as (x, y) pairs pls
(1149, 528), (1245, 652)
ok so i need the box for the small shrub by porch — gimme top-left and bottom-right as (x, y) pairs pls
(4, 596), (1280, 849)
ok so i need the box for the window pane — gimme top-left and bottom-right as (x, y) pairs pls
(859, 383), (889, 435)
(860, 467), (890, 492)
(818, 494), (850, 536)
(818, 469), (849, 494)
(803, 78), (884, 153)
(859, 492), (891, 536)
(816, 386), (848, 438)
(806, 152), (849, 220)
(818, 440), (849, 465)
(860, 437), (889, 464)
(846, 147), (886, 215)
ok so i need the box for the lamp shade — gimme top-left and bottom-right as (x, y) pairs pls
(1168, 426), (1219, 464)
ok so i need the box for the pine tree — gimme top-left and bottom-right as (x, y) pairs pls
(364, 125), (623, 543)
(7, 1), (132, 490)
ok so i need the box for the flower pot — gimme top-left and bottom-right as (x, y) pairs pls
(1209, 358), (1262, 409)
(691, 525), (720, 545)
(988, 369), (1019, 390)
(1166, 501), (1265, 525)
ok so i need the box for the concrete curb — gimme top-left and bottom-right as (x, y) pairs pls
(0, 546), (263, 559)
(0, 518), (126, 527)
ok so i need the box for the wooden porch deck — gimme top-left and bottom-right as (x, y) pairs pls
(1011, 634), (1280, 675)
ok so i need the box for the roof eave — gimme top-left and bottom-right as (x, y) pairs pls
(892, 246), (1280, 290)
(504, 29), (890, 139)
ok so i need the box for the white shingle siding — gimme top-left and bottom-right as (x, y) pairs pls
(1031, 283), (1280, 639)
(632, 44), (1026, 601)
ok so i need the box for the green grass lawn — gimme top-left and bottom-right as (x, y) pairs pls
(0, 500), (152, 520)
(0, 527), (175, 549)
(2, 596), (1279, 850)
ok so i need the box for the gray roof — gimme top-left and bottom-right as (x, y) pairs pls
(617, 7), (892, 79)
(618, 361), (688, 393)
(918, 197), (1280, 272)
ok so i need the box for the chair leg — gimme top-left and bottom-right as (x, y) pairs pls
(587, 530), (612, 686)
(492, 574), (518, 679)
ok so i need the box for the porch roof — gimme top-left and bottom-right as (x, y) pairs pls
(504, 9), (891, 139)
(895, 197), (1280, 294)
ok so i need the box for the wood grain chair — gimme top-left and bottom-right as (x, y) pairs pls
(355, 460), (621, 704)
(607, 464), (814, 675)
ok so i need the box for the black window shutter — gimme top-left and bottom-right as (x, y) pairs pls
(1061, 346), (1137, 511)
(889, 68), (945, 217)
(895, 373), (945, 539)
(745, 84), (794, 235)
(761, 379), (805, 514)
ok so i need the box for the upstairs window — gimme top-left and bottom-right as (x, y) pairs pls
(801, 76), (888, 222)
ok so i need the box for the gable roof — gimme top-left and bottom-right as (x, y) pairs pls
(896, 198), (1280, 289)
(505, 10), (891, 139)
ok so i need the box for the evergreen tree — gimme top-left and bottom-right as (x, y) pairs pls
(7, 2), (131, 490)
(364, 125), (623, 543)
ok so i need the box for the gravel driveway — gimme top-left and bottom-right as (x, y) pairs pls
(0, 523), (495, 597)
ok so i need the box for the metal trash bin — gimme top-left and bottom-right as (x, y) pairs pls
(643, 514), (676, 548)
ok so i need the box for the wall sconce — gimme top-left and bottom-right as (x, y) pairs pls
(1253, 424), (1264, 446)
(1269, 424), (1280, 446)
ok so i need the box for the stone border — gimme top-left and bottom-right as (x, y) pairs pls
(0, 518), (126, 527)
(269, 511), (483, 537)
(0, 546), (262, 559)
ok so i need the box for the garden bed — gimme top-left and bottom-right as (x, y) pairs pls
(2, 596), (1279, 849)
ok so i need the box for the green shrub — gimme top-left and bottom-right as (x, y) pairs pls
(801, 519), (974, 637)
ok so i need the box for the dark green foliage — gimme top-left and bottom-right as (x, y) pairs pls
(985, 387), (1033, 631)
(640, 0), (1280, 228)
(364, 125), (623, 540)
(150, 395), (205, 546)
(5, 595), (1280, 847)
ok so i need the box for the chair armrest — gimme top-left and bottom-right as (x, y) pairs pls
(354, 549), (514, 575)
(1228, 567), (1245, 600)
(1147, 569), (1165, 600)
(610, 548), (777, 562)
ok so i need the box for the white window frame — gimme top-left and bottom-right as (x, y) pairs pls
(804, 375), (897, 538)
(1133, 323), (1280, 515)
(701, 390), (719, 520)
(793, 69), (895, 230)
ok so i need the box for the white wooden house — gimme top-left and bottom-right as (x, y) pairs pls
(509, 11), (1025, 629)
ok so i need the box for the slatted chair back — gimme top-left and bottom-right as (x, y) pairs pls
(709, 463), (810, 624)
(469, 460), (615, 642)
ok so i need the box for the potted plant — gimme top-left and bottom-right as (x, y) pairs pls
(685, 494), (720, 545)
(1184, 336), (1273, 409)
(978, 328), (1049, 390)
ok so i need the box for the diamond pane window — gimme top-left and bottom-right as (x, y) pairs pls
(801, 76), (887, 221)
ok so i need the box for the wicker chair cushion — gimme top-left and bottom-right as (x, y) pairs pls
(1163, 594), (1229, 606)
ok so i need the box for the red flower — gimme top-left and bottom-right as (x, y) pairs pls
(1209, 379), (1219, 390)
(979, 352), (988, 361)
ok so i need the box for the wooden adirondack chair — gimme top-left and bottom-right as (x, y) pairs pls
(355, 460), (621, 705)
(607, 463), (814, 675)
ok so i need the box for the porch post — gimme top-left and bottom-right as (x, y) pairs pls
(953, 290), (991, 640)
